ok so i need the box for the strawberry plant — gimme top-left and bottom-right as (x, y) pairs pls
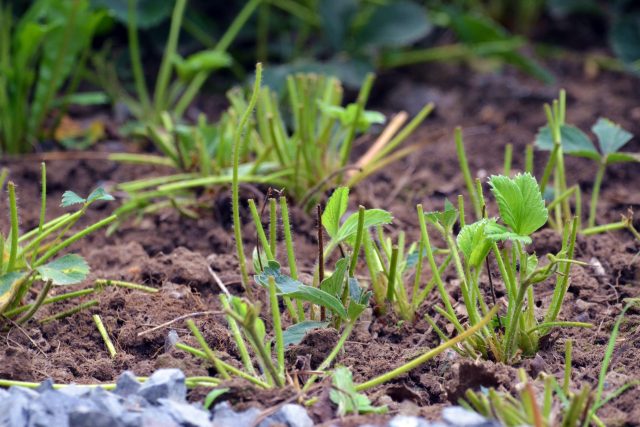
(421, 173), (590, 363)
(0, 164), (116, 325)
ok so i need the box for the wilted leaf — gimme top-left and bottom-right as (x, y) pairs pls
(0, 272), (27, 312)
(36, 254), (89, 285)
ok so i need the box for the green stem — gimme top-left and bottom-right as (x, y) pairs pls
(349, 206), (366, 277)
(581, 221), (626, 236)
(588, 160), (606, 228)
(186, 319), (230, 380)
(94, 279), (158, 293)
(248, 198), (274, 261)
(455, 127), (481, 219)
(219, 295), (256, 376)
(232, 64), (262, 295)
(127, 0), (151, 113)
(34, 215), (117, 267)
(17, 280), (52, 324)
(7, 182), (19, 272)
(386, 245), (399, 303)
(39, 300), (98, 324)
(93, 314), (117, 358)
(30, 163), (47, 265)
(154, 0), (187, 114)
(503, 143), (513, 176)
(268, 277), (284, 381)
(268, 198), (277, 258)
(215, 0), (261, 52)
(339, 74), (374, 168)
(4, 288), (95, 318)
(356, 306), (498, 391)
(302, 321), (355, 392)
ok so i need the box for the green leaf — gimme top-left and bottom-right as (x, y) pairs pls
(606, 152), (640, 164)
(86, 187), (115, 204)
(535, 125), (600, 160)
(60, 191), (86, 207)
(320, 258), (349, 298)
(485, 222), (533, 244)
(356, 0), (432, 48)
(91, 0), (173, 29)
(330, 367), (388, 416)
(425, 199), (458, 230)
(204, 388), (229, 410)
(457, 219), (494, 268)
(254, 261), (347, 319)
(337, 209), (393, 245)
(592, 118), (633, 155)
(0, 272), (27, 312)
(36, 254), (89, 285)
(319, 0), (357, 51)
(322, 187), (349, 239)
(610, 13), (640, 75)
(175, 50), (232, 80)
(346, 277), (370, 321)
(282, 321), (329, 348)
(318, 102), (386, 132)
(489, 173), (548, 238)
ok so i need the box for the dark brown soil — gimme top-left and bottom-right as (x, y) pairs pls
(1, 58), (640, 425)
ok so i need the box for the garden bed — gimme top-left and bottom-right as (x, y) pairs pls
(1, 60), (639, 426)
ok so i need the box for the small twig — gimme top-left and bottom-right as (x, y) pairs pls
(348, 111), (408, 179)
(317, 205), (325, 321)
(208, 265), (232, 298)
(299, 166), (362, 208)
(137, 311), (221, 337)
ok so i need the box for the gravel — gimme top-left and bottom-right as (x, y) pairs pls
(0, 369), (502, 427)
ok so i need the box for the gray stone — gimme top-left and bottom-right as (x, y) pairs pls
(261, 404), (313, 427)
(58, 385), (92, 399)
(388, 415), (434, 427)
(442, 406), (498, 427)
(138, 369), (186, 404)
(36, 379), (54, 392)
(29, 389), (81, 427)
(68, 400), (120, 427)
(211, 402), (260, 427)
(158, 398), (212, 427)
(0, 393), (30, 427)
(141, 407), (181, 427)
(89, 387), (126, 421)
(115, 371), (142, 397)
(8, 386), (39, 399)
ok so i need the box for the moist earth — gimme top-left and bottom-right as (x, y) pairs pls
(1, 60), (639, 425)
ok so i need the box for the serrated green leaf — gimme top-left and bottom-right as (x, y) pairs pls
(330, 367), (388, 416)
(485, 223), (533, 244)
(320, 258), (349, 298)
(489, 173), (547, 238)
(318, 102), (385, 132)
(254, 261), (347, 319)
(322, 187), (349, 239)
(457, 219), (494, 268)
(535, 125), (600, 160)
(606, 152), (640, 164)
(592, 118), (633, 155)
(282, 321), (328, 348)
(425, 199), (459, 230)
(337, 209), (393, 245)
(60, 191), (86, 207)
(36, 254), (89, 285)
(86, 187), (115, 204)
(0, 272), (27, 312)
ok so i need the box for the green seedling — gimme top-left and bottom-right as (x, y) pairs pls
(0, 0), (106, 154)
(330, 367), (387, 416)
(0, 164), (116, 325)
(535, 93), (638, 229)
(111, 69), (432, 225)
(93, 0), (262, 127)
(422, 173), (590, 363)
(462, 299), (640, 427)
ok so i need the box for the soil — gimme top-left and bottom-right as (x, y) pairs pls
(1, 57), (640, 426)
